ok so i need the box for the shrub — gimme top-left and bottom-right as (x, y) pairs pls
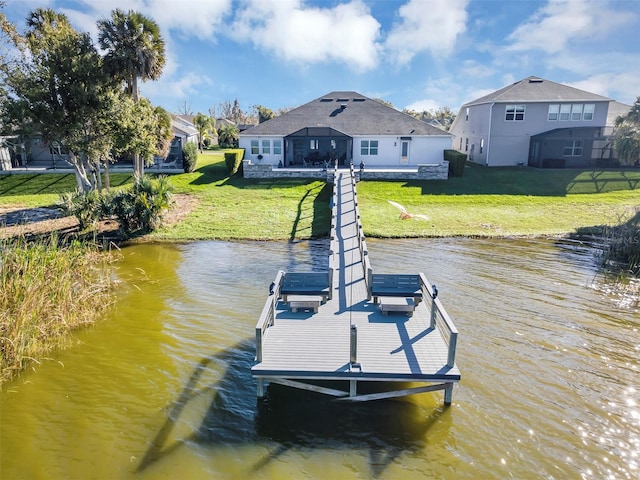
(601, 208), (640, 275)
(59, 189), (106, 230)
(224, 149), (244, 176)
(111, 175), (174, 236)
(182, 142), (198, 173)
(444, 150), (467, 177)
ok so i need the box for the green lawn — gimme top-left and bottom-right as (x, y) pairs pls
(358, 165), (640, 237)
(1, 153), (639, 239)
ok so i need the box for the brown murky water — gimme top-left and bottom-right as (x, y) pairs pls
(1, 238), (638, 479)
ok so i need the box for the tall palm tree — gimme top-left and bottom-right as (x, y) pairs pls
(193, 112), (212, 153)
(97, 9), (165, 176)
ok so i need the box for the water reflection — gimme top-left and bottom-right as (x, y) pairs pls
(138, 338), (447, 479)
(1, 238), (638, 479)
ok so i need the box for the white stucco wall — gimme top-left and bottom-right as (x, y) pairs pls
(239, 135), (284, 165)
(352, 135), (450, 167)
(240, 134), (450, 167)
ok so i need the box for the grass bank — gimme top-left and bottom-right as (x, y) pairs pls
(357, 165), (640, 237)
(153, 152), (333, 240)
(2, 152), (640, 239)
(161, 155), (640, 239)
(0, 236), (116, 384)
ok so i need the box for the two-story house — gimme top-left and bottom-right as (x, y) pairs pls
(449, 76), (616, 168)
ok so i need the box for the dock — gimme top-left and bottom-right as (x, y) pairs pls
(252, 166), (460, 404)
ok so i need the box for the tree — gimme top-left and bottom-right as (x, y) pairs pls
(2, 9), (115, 191)
(218, 98), (254, 124)
(403, 106), (457, 130)
(0, 2), (22, 84)
(255, 105), (275, 123)
(97, 9), (166, 177)
(373, 98), (395, 109)
(154, 106), (173, 159)
(613, 98), (640, 166)
(193, 112), (212, 152)
(217, 124), (239, 148)
(177, 99), (193, 116)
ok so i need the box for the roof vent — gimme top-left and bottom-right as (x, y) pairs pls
(529, 77), (544, 83)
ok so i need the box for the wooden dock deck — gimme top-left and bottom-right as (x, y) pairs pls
(252, 166), (460, 404)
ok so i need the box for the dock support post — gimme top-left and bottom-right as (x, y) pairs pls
(257, 379), (265, 398)
(350, 380), (357, 397)
(444, 383), (453, 405)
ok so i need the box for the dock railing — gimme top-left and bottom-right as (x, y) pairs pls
(348, 166), (373, 296)
(419, 273), (458, 367)
(255, 270), (285, 363)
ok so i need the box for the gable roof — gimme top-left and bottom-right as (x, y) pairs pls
(464, 76), (612, 106)
(241, 91), (449, 137)
(171, 117), (198, 138)
(606, 101), (631, 126)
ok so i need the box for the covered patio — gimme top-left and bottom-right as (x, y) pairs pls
(284, 127), (353, 167)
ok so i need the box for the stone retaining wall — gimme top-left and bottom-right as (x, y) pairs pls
(243, 160), (449, 181)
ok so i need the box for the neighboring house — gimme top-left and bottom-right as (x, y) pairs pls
(239, 91), (451, 168)
(163, 115), (199, 166)
(449, 76), (615, 168)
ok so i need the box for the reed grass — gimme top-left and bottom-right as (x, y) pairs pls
(600, 207), (640, 275)
(0, 235), (117, 385)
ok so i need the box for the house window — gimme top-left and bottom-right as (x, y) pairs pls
(360, 140), (378, 155)
(583, 104), (594, 121)
(480, 138), (484, 154)
(551, 103), (595, 121)
(310, 139), (319, 150)
(505, 105), (525, 121)
(459, 137), (463, 150)
(273, 140), (282, 155)
(261, 140), (270, 154)
(571, 104), (583, 121)
(251, 140), (259, 155)
(563, 140), (583, 156)
(465, 138), (469, 152)
(465, 108), (469, 121)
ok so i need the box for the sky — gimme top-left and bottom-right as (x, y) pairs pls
(3, 0), (639, 117)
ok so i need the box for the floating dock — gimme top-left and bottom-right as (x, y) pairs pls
(252, 166), (460, 404)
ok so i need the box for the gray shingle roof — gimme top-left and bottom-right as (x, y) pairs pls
(241, 91), (449, 137)
(606, 101), (631, 126)
(465, 76), (612, 106)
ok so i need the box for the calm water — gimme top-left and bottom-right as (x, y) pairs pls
(1, 238), (638, 479)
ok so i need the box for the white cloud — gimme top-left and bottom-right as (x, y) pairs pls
(60, 9), (99, 40)
(568, 73), (640, 104)
(403, 75), (472, 111)
(404, 97), (442, 112)
(230, 0), (381, 71)
(461, 59), (494, 79)
(77, 0), (231, 40)
(141, 71), (213, 101)
(384, 0), (468, 65)
(506, 0), (634, 53)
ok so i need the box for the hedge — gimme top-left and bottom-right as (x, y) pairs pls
(224, 149), (244, 176)
(444, 149), (467, 177)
